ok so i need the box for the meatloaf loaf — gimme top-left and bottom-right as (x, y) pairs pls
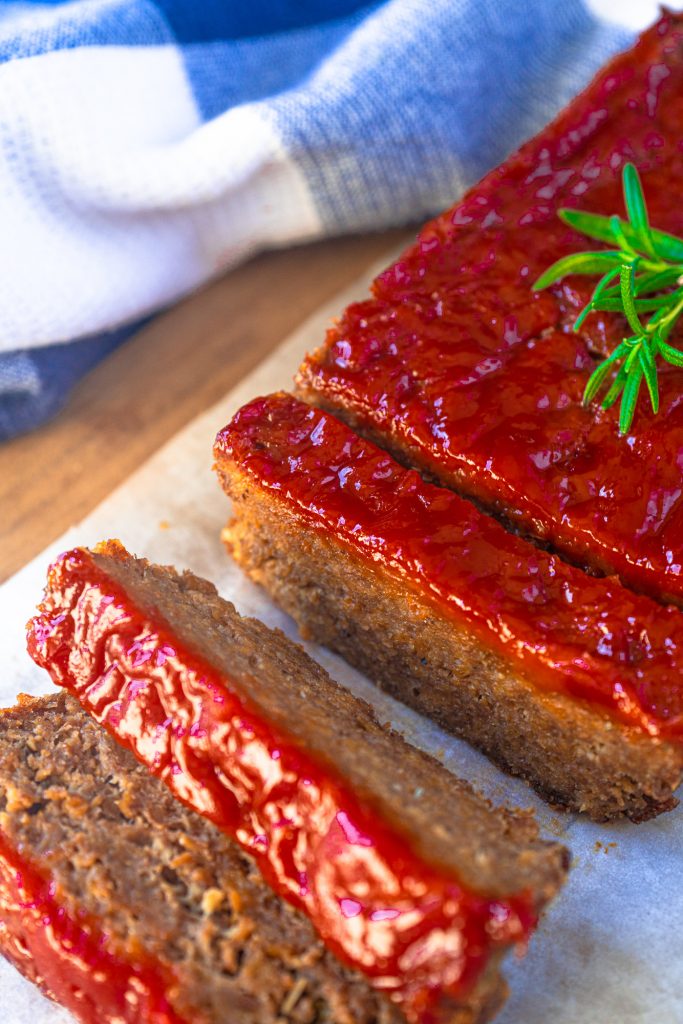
(214, 393), (683, 823)
(297, 12), (683, 608)
(25, 541), (568, 1024)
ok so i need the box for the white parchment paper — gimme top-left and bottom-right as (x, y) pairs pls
(1, 266), (681, 1023)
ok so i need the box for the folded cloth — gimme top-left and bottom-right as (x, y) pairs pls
(0, 0), (652, 438)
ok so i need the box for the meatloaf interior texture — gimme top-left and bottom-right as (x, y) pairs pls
(58, 542), (568, 902)
(297, 12), (683, 609)
(214, 396), (683, 823)
(40, 544), (565, 905)
(0, 692), (416, 1024)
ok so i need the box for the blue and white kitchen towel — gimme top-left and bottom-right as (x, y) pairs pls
(0, 0), (667, 438)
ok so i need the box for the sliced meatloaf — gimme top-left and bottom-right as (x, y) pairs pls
(214, 393), (683, 823)
(297, 12), (683, 608)
(0, 692), (415, 1024)
(24, 542), (568, 1024)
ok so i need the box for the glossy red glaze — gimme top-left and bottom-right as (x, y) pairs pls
(299, 13), (683, 606)
(216, 393), (683, 741)
(0, 832), (186, 1024)
(27, 548), (537, 1024)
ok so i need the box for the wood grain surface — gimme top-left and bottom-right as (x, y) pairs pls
(0, 229), (410, 583)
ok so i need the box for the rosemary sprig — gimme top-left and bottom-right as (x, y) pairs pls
(533, 163), (683, 433)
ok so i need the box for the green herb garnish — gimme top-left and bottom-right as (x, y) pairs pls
(533, 163), (683, 433)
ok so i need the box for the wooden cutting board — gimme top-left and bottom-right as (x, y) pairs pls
(0, 228), (409, 583)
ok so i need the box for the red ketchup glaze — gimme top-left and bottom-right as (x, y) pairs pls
(216, 393), (683, 742)
(298, 13), (683, 607)
(0, 832), (186, 1024)
(27, 549), (536, 1024)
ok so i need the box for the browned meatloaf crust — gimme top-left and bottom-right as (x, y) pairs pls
(215, 420), (683, 824)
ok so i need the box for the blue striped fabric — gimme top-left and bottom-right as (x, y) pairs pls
(0, 0), (639, 439)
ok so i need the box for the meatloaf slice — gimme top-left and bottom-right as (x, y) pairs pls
(214, 393), (683, 823)
(0, 692), (411, 1024)
(26, 542), (568, 1024)
(297, 13), (683, 608)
